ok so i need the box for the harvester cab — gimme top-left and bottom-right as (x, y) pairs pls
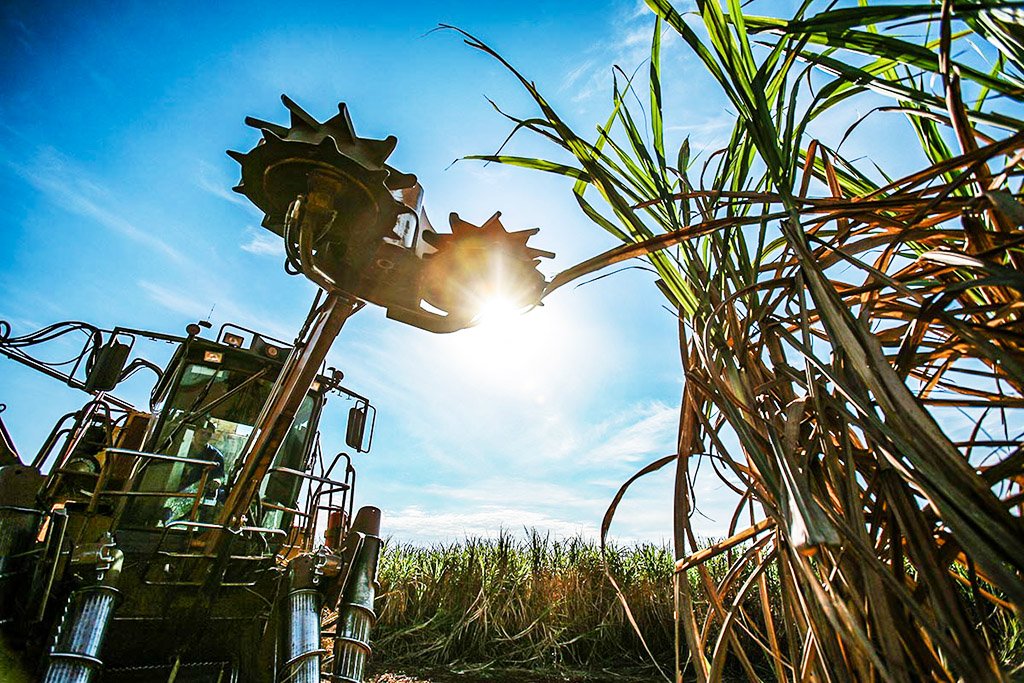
(0, 95), (551, 682)
(114, 325), (371, 536)
(0, 318), (376, 681)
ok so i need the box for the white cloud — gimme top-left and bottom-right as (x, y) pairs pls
(583, 400), (678, 464)
(628, 0), (652, 20)
(6, 15), (35, 54)
(11, 148), (182, 261)
(622, 24), (651, 48)
(383, 472), (686, 546)
(382, 504), (599, 544)
(561, 59), (597, 91)
(336, 298), (617, 464)
(560, 4), (680, 105)
(137, 280), (211, 320)
(240, 229), (284, 256)
(195, 159), (252, 209)
(666, 115), (732, 139)
(137, 279), (294, 341)
(422, 479), (599, 513)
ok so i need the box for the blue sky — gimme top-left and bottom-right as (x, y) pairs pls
(0, 0), (704, 544)
(0, 0), (937, 544)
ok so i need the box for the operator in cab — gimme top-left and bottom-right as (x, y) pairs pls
(183, 418), (226, 489)
(163, 418), (226, 523)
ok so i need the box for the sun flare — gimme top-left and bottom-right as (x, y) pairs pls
(441, 292), (575, 398)
(472, 295), (530, 329)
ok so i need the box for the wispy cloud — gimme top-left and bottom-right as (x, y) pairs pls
(562, 60), (597, 91)
(137, 279), (294, 341)
(666, 116), (733, 137)
(664, 115), (735, 161)
(4, 13), (35, 54)
(0, 313), (43, 335)
(11, 147), (182, 261)
(560, 3), (667, 104)
(383, 504), (599, 543)
(240, 228), (284, 256)
(627, 0), (652, 20)
(583, 400), (678, 464)
(335, 302), (618, 474)
(137, 280), (215, 320)
(385, 470), (684, 544)
(422, 478), (599, 514)
(195, 159), (252, 209)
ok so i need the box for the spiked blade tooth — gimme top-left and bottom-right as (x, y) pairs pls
(481, 212), (503, 231)
(226, 149), (247, 163)
(232, 184), (245, 193)
(449, 212), (473, 236)
(509, 227), (540, 240)
(244, 117), (289, 137)
(384, 167), (417, 190)
(281, 94), (319, 130)
(324, 103), (356, 142)
(261, 128), (284, 143)
(362, 135), (398, 167)
(289, 110), (312, 130)
(317, 136), (339, 154)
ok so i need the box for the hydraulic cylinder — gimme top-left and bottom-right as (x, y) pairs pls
(42, 548), (123, 683)
(331, 506), (381, 683)
(283, 587), (323, 683)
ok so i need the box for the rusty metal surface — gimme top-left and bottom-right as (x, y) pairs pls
(214, 293), (359, 534)
(0, 406), (19, 466)
(228, 96), (553, 333)
(0, 96), (555, 682)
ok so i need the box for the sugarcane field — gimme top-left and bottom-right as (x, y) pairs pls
(1, 1), (1023, 681)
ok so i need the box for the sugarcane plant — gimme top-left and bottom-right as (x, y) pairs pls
(452, 0), (1024, 680)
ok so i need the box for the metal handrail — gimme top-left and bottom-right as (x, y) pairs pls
(105, 448), (221, 466)
(265, 466), (349, 489)
(141, 521), (288, 586)
(260, 464), (349, 550)
(296, 451), (353, 552)
(100, 448), (221, 522)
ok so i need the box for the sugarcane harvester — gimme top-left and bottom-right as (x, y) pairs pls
(0, 96), (553, 682)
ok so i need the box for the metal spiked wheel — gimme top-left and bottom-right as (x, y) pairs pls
(420, 211), (554, 322)
(227, 96), (419, 293)
(228, 94), (415, 233)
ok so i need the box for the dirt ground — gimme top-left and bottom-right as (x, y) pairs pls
(4, 632), (654, 683)
(368, 666), (659, 683)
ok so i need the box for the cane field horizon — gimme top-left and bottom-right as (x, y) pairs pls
(2, 0), (1024, 680)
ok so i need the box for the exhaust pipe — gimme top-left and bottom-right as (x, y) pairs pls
(283, 572), (324, 683)
(42, 546), (123, 683)
(331, 506), (381, 683)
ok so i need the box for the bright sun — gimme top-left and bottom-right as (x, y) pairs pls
(473, 295), (529, 328)
(445, 293), (562, 395)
